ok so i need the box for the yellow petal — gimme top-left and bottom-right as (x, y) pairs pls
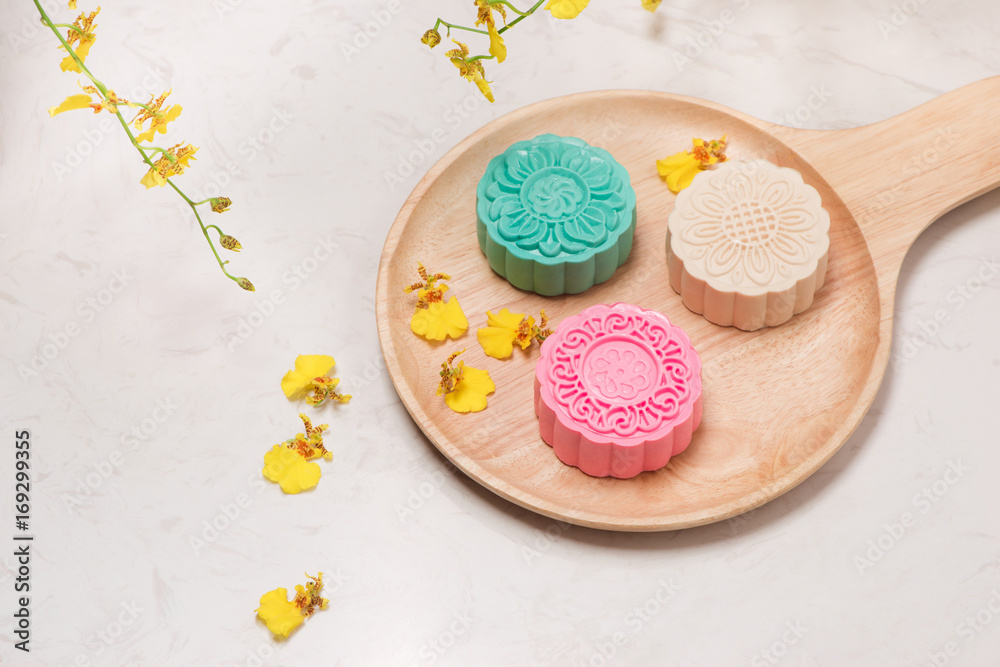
(545, 0), (590, 19)
(477, 326), (516, 359)
(486, 308), (525, 330)
(48, 94), (93, 117)
(655, 151), (695, 174)
(477, 309), (523, 359)
(139, 167), (166, 189)
(256, 588), (305, 638)
(444, 366), (495, 413)
(410, 298), (468, 341)
(59, 37), (93, 73)
(656, 152), (703, 193)
(68, 0), (77, 8)
(473, 73), (495, 103)
(666, 161), (702, 193)
(262, 445), (321, 494)
(488, 23), (506, 63)
(641, 0), (662, 10)
(281, 355), (335, 398)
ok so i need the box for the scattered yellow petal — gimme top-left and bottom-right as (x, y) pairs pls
(256, 588), (305, 638)
(656, 136), (728, 193)
(444, 365), (495, 413)
(410, 298), (469, 341)
(477, 308), (552, 359)
(477, 308), (527, 359)
(262, 444), (321, 494)
(48, 94), (93, 117)
(545, 0), (590, 19)
(656, 152), (702, 193)
(256, 573), (329, 639)
(436, 349), (494, 413)
(281, 354), (336, 398)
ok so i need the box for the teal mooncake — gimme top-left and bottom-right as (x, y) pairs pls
(476, 134), (637, 296)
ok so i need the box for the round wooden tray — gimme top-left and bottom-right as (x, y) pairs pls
(376, 82), (1000, 531)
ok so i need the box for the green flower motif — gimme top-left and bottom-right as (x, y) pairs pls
(479, 135), (633, 259)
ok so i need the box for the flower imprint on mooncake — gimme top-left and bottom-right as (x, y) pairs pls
(534, 303), (703, 478)
(478, 135), (637, 295)
(484, 138), (630, 258)
(673, 160), (829, 291)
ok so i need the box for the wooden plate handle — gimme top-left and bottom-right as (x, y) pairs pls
(775, 76), (1000, 279)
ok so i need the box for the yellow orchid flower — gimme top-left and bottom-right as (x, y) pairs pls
(59, 35), (94, 72)
(641, 0), (662, 11)
(477, 308), (552, 360)
(405, 263), (469, 341)
(437, 349), (495, 413)
(411, 299), (469, 341)
(58, 7), (99, 73)
(262, 414), (331, 494)
(474, 0), (507, 64)
(133, 91), (183, 143)
(262, 445), (321, 494)
(280, 354), (352, 406)
(256, 573), (329, 639)
(656, 152), (702, 193)
(256, 588), (304, 638)
(445, 40), (495, 103)
(656, 135), (729, 193)
(421, 28), (442, 48)
(545, 0), (590, 19)
(48, 93), (93, 117)
(139, 143), (198, 189)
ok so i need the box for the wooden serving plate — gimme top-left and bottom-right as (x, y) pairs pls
(375, 78), (1000, 531)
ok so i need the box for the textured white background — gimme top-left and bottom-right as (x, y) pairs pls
(1, 0), (999, 665)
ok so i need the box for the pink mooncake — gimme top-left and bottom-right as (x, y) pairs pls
(534, 302), (703, 478)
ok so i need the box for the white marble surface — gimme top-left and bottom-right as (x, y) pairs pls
(1, 0), (999, 665)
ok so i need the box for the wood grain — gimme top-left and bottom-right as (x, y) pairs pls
(375, 78), (1000, 531)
